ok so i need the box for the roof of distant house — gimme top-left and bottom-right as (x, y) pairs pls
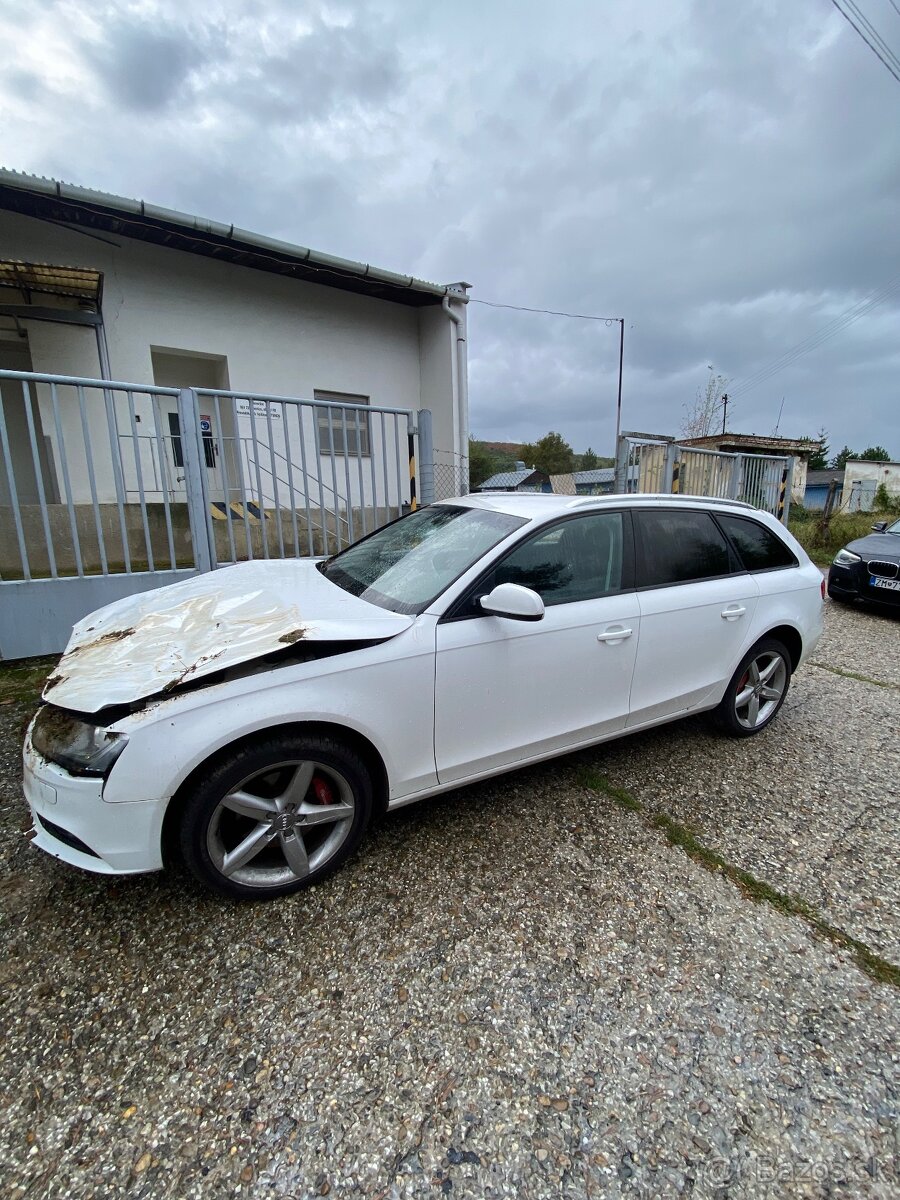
(0, 168), (468, 308)
(805, 469), (844, 487)
(682, 433), (821, 456)
(478, 467), (547, 490)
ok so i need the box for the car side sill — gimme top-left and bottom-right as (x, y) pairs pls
(386, 707), (719, 812)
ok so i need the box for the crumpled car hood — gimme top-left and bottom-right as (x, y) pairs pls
(44, 559), (413, 712)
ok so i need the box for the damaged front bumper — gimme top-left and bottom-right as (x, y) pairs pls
(23, 740), (166, 875)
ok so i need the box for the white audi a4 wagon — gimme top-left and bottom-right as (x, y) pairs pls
(24, 493), (824, 900)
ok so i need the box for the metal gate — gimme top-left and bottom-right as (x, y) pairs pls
(614, 433), (793, 522)
(0, 370), (422, 658)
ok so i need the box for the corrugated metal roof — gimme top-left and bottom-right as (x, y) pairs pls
(574, 467), (615, 483)
(479, 468), (538, 489)
(0, 168), (468, 308)
(0, 258), (102, 302)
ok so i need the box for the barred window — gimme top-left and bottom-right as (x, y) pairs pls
(315, 390), (370, 456)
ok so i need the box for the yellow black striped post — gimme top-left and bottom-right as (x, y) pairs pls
(407, 432), (417, 511)
(671, 460), (681, 494)
(777, 465), (788, 522)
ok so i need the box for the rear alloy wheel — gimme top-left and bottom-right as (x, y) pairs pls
(179, 734), (372, 900)
(713, 638), (791, 738)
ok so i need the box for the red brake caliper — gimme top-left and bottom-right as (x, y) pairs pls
(312, 776), (335, 805)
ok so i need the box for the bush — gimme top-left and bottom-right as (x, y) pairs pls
(789, 508), (894, 564)
(874, 482), (900, 514)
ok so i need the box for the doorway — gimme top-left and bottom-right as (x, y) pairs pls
(150, 349), (231, 503)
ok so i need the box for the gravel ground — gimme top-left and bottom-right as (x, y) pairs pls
(592, 596), (900, 963)
(0, 598), (897, 1199)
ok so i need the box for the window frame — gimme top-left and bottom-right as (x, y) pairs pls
(314, 389), (371, 458)
(711, 513), (799, 574)
(632, 506), (745, 592)
(441, 509), (636, 622)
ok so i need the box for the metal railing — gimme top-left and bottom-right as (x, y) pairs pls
(0, 369), (184, 580)
(614, 433), (794, 522)
(0, 369), (432, 656)
(193, 387), (414, 561)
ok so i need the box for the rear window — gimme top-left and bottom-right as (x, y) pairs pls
(635, 509), (734, 587)
(717, 515), (797, 571)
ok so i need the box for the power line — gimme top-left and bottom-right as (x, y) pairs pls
(728, 274), (900, 398)
(889, 0), (900, 21)
(845, 0), (900, 72)
(730, 276), (900, 395)
(468, 297), (621, 323)
(830, 0), (900, 83)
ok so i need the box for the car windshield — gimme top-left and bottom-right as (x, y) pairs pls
(318, 505), (527, 614)
(887, 518), (900, 535)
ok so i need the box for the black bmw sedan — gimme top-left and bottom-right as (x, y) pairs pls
(828, 517), (900, 609)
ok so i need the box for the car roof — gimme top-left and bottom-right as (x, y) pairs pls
(439, 492), (762, 519)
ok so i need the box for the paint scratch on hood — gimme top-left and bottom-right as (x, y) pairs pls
(46, 559), (414, 712)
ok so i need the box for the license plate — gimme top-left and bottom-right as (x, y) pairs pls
(870, 576), (900, 591)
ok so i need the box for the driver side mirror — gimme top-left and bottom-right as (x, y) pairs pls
(871, 521), (888, 533)
(479, 582), (544, 621)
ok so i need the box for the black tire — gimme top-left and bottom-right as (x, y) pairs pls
(179, 733), (372, 900)
(712, 637), (791, 738)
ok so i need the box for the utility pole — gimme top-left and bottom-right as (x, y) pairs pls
(721, 392), (728, 435)
(614, 318), (625, 449)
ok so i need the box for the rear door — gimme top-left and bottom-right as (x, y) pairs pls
(627, 507), (758, 726)
(434, 510), (640, 783)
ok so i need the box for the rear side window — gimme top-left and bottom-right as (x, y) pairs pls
(635, 509), (735, 587)
(717, 515), (797, 571)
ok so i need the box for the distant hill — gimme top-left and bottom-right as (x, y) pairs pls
(482, 441), (527, 459)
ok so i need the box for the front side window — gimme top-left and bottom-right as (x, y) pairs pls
(717, 515), (797, 571)
(319, 505), (526, 614)
(315, 390), (370, 456)
(474, 512), (627, 607)
(635, 509), (736, 587)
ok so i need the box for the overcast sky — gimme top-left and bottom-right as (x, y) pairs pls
(1, 0), (898, 456)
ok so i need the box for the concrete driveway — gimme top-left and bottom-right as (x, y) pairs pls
(0, 598), (897, 1199)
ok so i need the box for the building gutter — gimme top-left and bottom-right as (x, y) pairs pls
(442, 292), (469, 492)
(0, 169), (458, 306)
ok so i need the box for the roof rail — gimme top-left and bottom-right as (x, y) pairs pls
(570, 492), (758, 512)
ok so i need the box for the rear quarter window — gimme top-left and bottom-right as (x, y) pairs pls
(717, 515), (798, 571)
(634, 509), (736, 587)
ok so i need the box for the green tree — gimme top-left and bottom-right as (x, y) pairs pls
(520, 431), (575, 475)
(580, 447), (599, 470)
(830, 445), (856, 470)
(800, 428), (829, 470)
(858, 445), (892, 462)
(468, 438), (499, 489)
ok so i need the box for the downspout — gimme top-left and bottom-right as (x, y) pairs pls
(442, 292), (469, 493)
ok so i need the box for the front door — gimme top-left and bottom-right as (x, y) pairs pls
(434, 511), (639, 783)
(154, 399), (224, 503)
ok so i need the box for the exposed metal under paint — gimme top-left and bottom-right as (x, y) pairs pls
(45, 559), (413, 713)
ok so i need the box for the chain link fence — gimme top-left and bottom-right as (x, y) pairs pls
(431, 450), (468, 500)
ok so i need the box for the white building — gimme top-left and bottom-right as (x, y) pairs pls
(0, 169), (470, 516)
(840, 459), (900, 511)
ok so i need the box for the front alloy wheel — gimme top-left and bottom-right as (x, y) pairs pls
(179, 734), (372, 899)
(714, 638), (791, 737)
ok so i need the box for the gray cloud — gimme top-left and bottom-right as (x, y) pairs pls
(77, 14), (212, 111)
(1, 0), (897, 455)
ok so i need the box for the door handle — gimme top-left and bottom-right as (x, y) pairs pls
(597, 626), (633, 642)
(721, 605), (746, 620)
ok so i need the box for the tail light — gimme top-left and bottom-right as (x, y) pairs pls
(820, 578), (826, 600)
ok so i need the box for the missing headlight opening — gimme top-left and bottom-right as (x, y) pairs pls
(30, 706), (128, 778)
